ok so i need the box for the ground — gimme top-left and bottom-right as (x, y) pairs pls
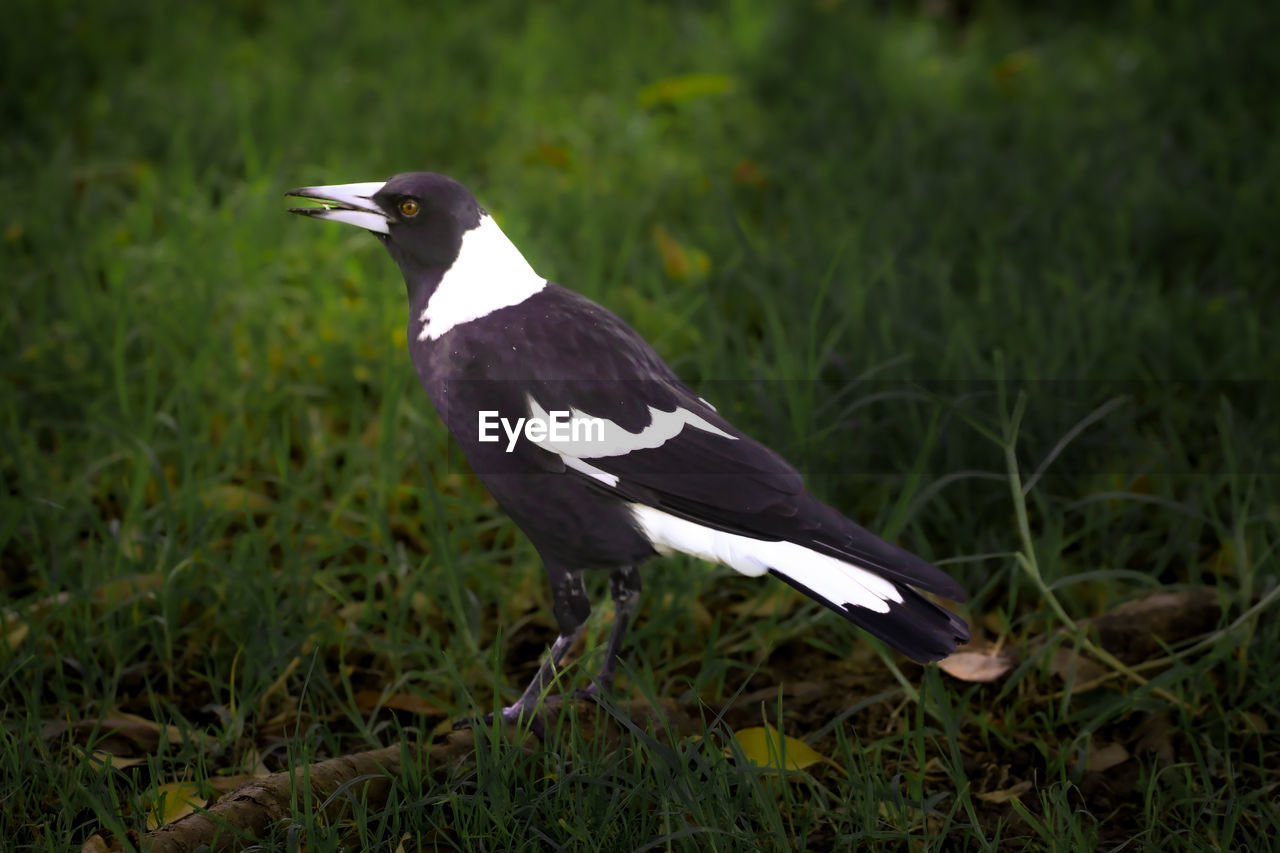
(3, 1), (1279, 850)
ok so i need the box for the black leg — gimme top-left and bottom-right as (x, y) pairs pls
(500, 622), (587, 724)
(498, 564), (642, 723)
(500, 565), (590, 724)
(584, 565), (641, 696)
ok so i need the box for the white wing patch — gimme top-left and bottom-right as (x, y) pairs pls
(561, 456), (620, 487)
(526, 396), (735, 460)
(419, 214), (547, 340)
(629, 504), (904, 613)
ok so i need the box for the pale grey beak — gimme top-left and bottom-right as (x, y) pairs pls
(287, 181), (390, 234)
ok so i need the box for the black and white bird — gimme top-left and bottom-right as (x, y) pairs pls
(288, 172), (968, 722)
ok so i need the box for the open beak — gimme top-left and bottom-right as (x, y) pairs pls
(286, 181), (390, 234)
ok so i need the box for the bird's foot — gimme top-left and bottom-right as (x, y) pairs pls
(500, 704), (547, 740)
(450, 714), (486, 732)
(450, 685), (609, 739)
(451, 704), (548, 740)
(571, 678), (615, 701)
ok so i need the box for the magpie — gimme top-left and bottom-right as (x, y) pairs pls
(287, 172), (969, 723)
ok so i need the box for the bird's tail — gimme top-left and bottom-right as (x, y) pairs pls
(629, 504), (968, 662)
(768, 564), (969, 663)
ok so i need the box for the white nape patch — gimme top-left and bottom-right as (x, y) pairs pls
(629, 504), (903, 613)
(526, 396), (735, 460)
(418, 215), (547, 340)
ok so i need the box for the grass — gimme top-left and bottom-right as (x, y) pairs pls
(3, 0), (1279, 849)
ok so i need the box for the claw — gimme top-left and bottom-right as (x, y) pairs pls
(450, 707), (547, 741)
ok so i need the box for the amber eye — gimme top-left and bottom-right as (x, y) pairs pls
(399, 199), (420, 217)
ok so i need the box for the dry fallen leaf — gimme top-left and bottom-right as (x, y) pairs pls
(94, 572), (164, 606)
(1034, 588), (1222, 684)
(80, 833), (111, 853)
(209, 772), (271, 795)
(1234, 710), (1270, 734)
(731, 158), (768, 188)
(1049, 647), (1108, 684)
(1133, 711), (1176, 766)
(1087, 742), (1130, 773)
(652, 225), (710, 281)
(353, 689), (448, 717)
(200, 483), (275, 513)
(939, 638), (1017, 683)
(975, 779), (1033, 803)
(44, 711), (216, 757)
(3, 612), (30, 655)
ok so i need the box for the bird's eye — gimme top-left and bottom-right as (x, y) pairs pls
(399, 199), (420, 217)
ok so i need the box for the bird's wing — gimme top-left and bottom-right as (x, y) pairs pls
(510, 287), (966, 604)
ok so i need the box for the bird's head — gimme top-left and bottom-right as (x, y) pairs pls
(288, 171), (546, 337)
(287, 172), (484, 273)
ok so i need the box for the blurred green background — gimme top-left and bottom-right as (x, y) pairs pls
(3, 1), (1278, 849)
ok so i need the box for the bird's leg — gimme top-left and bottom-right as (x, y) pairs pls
(580, 565), (641, 698)
(500, 567), (590, 725)
(500, 622), (586, 724)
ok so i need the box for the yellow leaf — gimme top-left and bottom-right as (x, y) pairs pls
(731, 724), (833, 773)
(147, 781), (206, 829)
(1235, 710), (1270, 734)
(91, 751), (147, 769)
(992, 51), (1035, 92)
(653, 225), (688, 279)
(653, 226), (710, 281)
(3, 613), (29, 655)
(732, 158), (768, 188)
(526, 143), (572, 170)
(94, 572), (164, 606)
(638, 73), (736, 107)
(200, 484), (275, 513)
